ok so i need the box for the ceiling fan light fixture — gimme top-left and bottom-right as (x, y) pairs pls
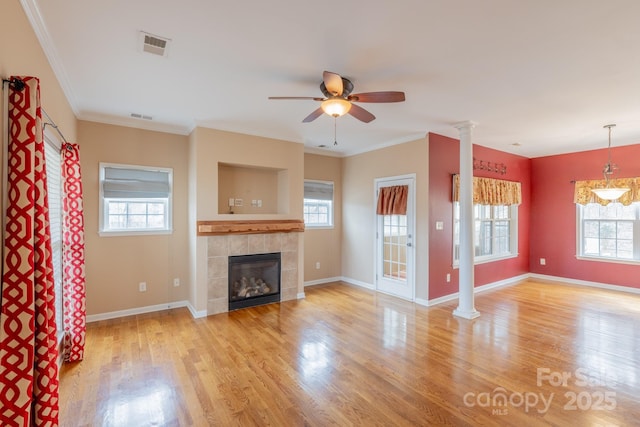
(591, 124), (630, 201)
(321, 97), (351, 117)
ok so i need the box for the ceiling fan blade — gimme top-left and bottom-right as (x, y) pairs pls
(348, 104), (376, 123)
(268, 96), (324, 101)
(302, 107), (324, 123)
(323, 71), (343, 96)
(348, 91), (406, 103)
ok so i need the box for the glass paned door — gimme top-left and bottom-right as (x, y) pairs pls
(382, 214), (408, 280)
(376, 177), (414, 300)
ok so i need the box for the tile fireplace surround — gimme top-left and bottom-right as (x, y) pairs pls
(200, 220), (304, 315)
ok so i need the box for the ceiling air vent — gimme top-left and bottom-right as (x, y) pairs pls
(139, 31), (170, 57)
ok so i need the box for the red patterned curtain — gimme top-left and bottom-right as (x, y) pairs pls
(61, 143), (86, 362)
(376, 185), (408, 215)
(0, 77), (59, 424)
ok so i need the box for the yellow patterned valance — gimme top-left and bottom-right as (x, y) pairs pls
(574, 177), (640, 206)
(453, 174), (522, 205)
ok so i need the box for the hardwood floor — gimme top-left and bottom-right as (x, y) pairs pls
(59, 280), (640, 426)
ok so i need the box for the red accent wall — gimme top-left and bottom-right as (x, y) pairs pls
(428, 133), (531, 299)
(530, 145), (640, 288)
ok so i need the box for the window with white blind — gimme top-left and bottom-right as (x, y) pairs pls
(44, 137), (63, 332)
(99, 163), (173, 236)
(303, 180), (334, 228)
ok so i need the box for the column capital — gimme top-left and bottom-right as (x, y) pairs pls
(453, 120), (478, 131)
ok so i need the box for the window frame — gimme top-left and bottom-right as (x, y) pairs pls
(452, 202), (518, 267)
(303, 179), (334, 229)
(99, 162), (173, 237)
(576, 202), (640, 265)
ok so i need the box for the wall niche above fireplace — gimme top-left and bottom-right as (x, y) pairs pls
(218, 163), (289, 215)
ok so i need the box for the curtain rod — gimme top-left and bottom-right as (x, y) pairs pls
(2, 77), (70, 146)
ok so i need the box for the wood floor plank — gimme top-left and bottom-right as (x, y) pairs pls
(59, 280), (640, 426)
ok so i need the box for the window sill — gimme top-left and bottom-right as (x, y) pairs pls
(305, 225), (334, 230)
(576, 255), (640, 266)
(99, 229), (173, 237)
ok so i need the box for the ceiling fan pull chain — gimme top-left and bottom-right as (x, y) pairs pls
(334, 117), (338, 145)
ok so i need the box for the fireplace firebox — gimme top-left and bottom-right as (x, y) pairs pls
(228, 252), (281, 310)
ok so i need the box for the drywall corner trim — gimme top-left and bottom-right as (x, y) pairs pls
(86, 300), (191, 323)
(340, 276), (375, 290)
(529, 273), (640, 295)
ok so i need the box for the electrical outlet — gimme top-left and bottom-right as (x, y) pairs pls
(446, 273), (451, 283)
(315, 262), (321, 269)
(540, 258), (546, 265)
(173, 278), (180, 287)
(139, 282), (147, 292)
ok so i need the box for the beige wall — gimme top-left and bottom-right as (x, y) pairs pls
(190, 127), (304, 221)
(1, 0), (77, 217)
(189, 127), (304, 313)
(303, 153), (342, 283)
(78, 121), (190, 315)
(218, 164), (280, 214)
(341, 137), (429, 301)
(1, 0), (427, 317)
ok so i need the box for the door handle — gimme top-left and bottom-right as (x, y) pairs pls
(407, 243), (412, 247)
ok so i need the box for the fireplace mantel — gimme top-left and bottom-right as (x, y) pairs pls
(197, 219), (304, 236)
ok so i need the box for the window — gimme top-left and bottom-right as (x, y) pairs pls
(44, 137), (63, 332)
(382, 214), (408, 280)
(453, 202), (518, 265)
(99, 163), (173, 235)
(577, 202), (640, 262)
(303, 180), (333, 227)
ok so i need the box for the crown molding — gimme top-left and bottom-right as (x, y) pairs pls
(20, 0), (79, 115)
(78, 112), (192, 136)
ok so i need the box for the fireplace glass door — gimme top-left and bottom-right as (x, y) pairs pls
(228, 252), (281, 310)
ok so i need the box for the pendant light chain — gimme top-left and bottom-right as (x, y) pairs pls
(591, 123), (630, 201)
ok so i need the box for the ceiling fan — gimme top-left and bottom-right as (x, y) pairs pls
(269, 71), (405, 123)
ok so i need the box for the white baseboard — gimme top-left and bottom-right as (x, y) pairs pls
(529, 273), (640, 295)
(339, 276), (375, 290)
(415, 297), (429, 307)
(87, 273), (638, 323)
(187, 304), (208, 319)
(426, 273), (529, 307)
(87, 300), (195, 323)
(304, 276), (343, 287)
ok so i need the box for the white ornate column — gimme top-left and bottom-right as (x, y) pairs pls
(453, 121), (480, 319)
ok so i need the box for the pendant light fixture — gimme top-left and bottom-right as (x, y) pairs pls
(591, 124), (630, 201)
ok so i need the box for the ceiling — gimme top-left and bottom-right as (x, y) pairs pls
(23, 0), (640, 158)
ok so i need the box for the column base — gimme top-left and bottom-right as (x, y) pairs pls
(453, 307), (480, 319)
